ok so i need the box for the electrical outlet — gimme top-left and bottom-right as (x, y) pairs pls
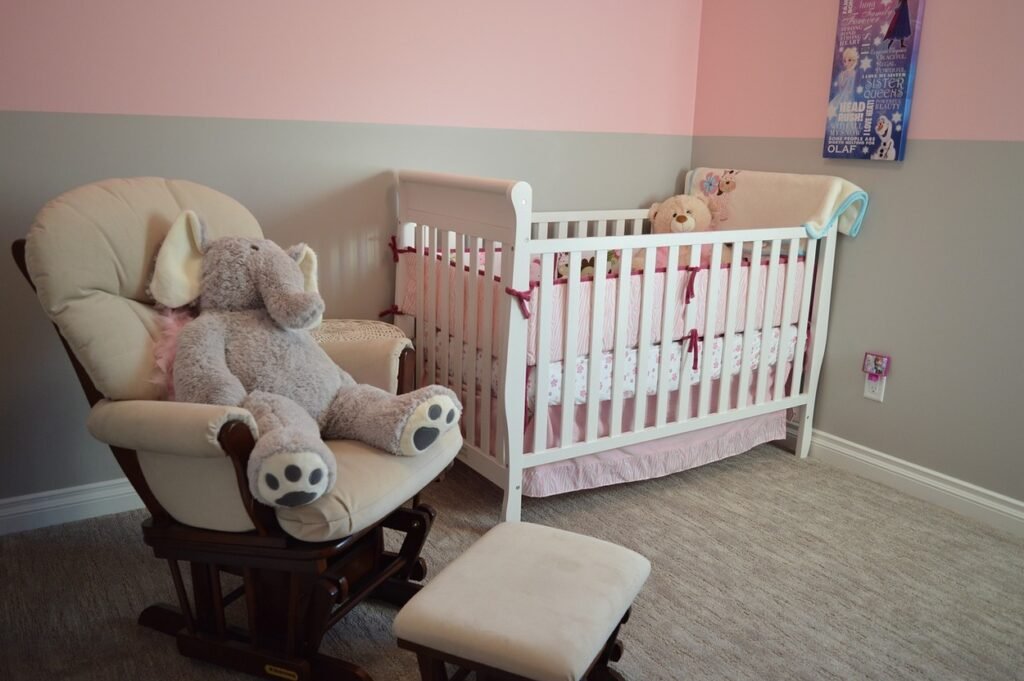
(863, 375), (886, 402)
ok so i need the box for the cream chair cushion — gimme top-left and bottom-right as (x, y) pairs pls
(86, 383), (453, 542)
(393, 522), (651, 681)
(135, 436), (458, 540)
(276, 433), (459, 541)
(26, 177), (262, 400)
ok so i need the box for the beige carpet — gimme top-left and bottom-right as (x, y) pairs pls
(1, 445), (1022, 681)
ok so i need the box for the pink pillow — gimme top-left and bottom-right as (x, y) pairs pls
(152, 307), (196, 399)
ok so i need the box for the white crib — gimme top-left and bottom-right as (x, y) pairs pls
(392, 170), (849, 522)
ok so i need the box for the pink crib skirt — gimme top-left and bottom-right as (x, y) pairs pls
(522, 411), (785, 497)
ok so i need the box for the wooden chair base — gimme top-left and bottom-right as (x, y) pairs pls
(139, 503), (436, 681)
(400, 608), (632, 681)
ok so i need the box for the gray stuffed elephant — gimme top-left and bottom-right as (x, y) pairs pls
(150, 211), (462, 509)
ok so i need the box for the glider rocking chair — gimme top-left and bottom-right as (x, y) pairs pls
(13, 178), (461, 681)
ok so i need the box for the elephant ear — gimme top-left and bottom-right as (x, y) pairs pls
(151, 210), (206, 308)
(287, 243), (319, 295)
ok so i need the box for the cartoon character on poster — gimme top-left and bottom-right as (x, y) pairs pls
(884, 0), (913, 48)
(823, 0), (925, 162)
(871, 115), (896, 160)
(827, 46), (862, 137)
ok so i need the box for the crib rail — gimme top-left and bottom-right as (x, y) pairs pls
(532, 210), (647, 239)
(524, 226), (810, 254)
(395, 170), (839, 522)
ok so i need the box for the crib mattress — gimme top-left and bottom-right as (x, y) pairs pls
(527, 326), (797, 410)
(428, 325), (798, 410)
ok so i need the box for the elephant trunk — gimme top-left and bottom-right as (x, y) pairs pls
(258, 250), (325, 330)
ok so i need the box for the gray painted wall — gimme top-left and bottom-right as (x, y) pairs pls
(693, 137), (1024, 501)
(0, 111), (691, 498)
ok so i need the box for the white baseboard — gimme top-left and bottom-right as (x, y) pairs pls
(0, 477), (143, 536)
(785, 425), (1024, 539)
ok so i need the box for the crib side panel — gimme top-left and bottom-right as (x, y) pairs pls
(521, 225), (826, 468)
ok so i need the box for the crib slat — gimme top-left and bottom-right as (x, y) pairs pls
(465, 237), (480, 447)
(613, 219), (626, 236)
(452, 233), (466, 412)
(718, 240), (744, 414)
(790, 238), (817, 396)
(496, 239), (516, 468)
(656, 245), (680, 427)
(556, 221), (569, 239)
(438, 229), (451, 393)
(698, 243), (724, 417)
(675, 245), (702, 422)
(585, 250), (608, 442)
(532, 253), (555, 452)
(610, 247), (633, 437)
(736, 239), (763, 410)
(414, 223), (426, 386)
(479, 239), (497, 457)
(756, 240), (782, 404)
(561, 251), (582, 445)
(633, 247), (658, 432)
(425, 226), (439, 385)
(774, 238), (800, 401)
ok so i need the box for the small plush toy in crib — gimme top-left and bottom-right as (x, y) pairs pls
(632, 194), (715, 271)
(556, 251), (621, 279)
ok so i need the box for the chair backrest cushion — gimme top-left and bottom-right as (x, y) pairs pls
(26, 178), (263, 400)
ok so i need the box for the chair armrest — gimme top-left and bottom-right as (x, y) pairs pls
(87, 399), (258, 458)
(314, 321), (413, 394)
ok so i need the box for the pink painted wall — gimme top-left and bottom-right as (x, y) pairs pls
(694, 1), (1024, 141)
(0, 0), (702, 136)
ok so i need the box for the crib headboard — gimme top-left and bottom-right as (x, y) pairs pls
(395, 170), (534, 466)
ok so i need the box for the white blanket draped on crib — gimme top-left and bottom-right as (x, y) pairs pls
(685, 167), (868, 238)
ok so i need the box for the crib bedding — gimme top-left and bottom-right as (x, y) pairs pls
(396, 250), (804, 366)
(526, 325), (797, 411)
(427, 325), (798, 410)
(521, 410), (787, 497)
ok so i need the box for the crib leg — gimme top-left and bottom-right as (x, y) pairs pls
(795, 402), (815, 459)
(501, 469), (523, 522)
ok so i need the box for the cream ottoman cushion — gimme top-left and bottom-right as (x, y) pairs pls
(394, 522), (650, 681)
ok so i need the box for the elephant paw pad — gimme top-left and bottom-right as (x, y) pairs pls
(256, 450), (330, 508)
(399, 394), (460, 456)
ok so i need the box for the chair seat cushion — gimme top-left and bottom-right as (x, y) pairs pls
(275, 429), (460, 542)
(393, 522), (651, 681)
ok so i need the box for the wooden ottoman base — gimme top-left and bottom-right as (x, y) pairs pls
(399, 607), (631, 681)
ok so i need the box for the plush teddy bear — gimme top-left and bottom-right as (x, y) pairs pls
(633, 194), (714, 270)
(149, 211), (462, 509)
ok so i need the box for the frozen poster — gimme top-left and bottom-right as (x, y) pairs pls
(823, 0), (925, 161)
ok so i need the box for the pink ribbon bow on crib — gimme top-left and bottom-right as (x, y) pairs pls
(505, 287), (532, 318)
(388, 236), (417, 263)
(683, 266), (700, 306)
